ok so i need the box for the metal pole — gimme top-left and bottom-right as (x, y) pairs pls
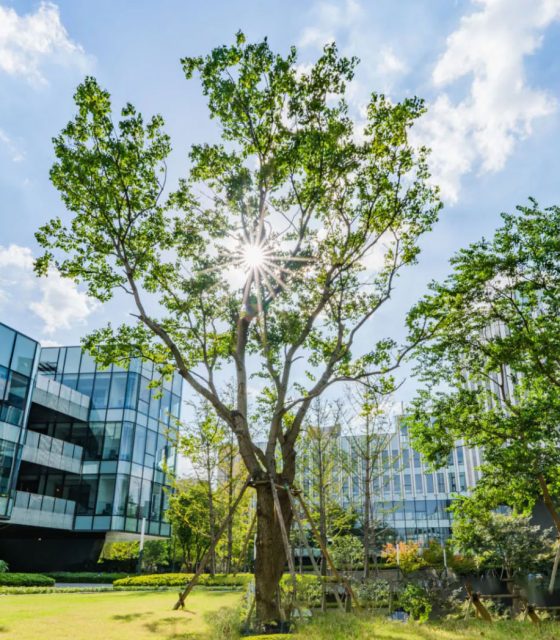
(137, 516), (146, 574)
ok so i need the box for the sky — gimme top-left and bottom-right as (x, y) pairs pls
(1, 0), (560, 405)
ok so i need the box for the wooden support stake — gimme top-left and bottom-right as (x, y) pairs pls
(286, 487), (344, 611)
(549, 542), (560, 594)
(526, 604), (541, 625)
(269, 476), (297, 600)
(294, 488), (359, 609)
(173, 475), (251, 610)
(465, 584), (492, 623)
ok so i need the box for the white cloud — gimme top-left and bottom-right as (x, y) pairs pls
(298, 0), (560, 204)
(299, 0), (362, 50)
(414, 0), (560, 202)
(0, 128), (24, 162)
(0, 1), (90, 84)
(0, 244), (97, 335)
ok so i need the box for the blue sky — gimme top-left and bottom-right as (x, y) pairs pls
(1, 0), (560, 403)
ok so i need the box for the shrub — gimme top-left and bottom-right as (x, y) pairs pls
(398, 583), (432, 622)
(0, 573), (55, 587)
(381, 542), (426, 574)
(279, 574), (322, 609)
(357, 578), (391, 609)
(45, 572), (130, 584)
(0, 559), (8, 573)
(0, 586), (114, 594)
(329, 535), (363, 572)
(113, 572), (253, 588)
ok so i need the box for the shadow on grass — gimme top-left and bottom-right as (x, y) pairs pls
(0, 626), (8, 634)
(112, 611), (153, 622)
(143, 616), (202, 640)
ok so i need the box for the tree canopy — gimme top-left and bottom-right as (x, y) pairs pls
(35, 33), (440, 623)
(406, 201), (560, 530)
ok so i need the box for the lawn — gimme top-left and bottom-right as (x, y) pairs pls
(1, 592), (559, 640)
(294, 612), (560, 640)
(0, 589), (243, 640)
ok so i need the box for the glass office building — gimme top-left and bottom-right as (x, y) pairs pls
(0, 322), (182, 570)
(0, 324), (39, 519)
(299, 417), (482, 544)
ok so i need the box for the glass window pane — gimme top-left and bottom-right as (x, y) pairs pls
(39, 348), (59, 374)
(133, 427), (146, 464)
(0, 366), (8, 401)
(125, 374), (139, 409)
(79, 353), (97, 374)
(108, 373), (127, 408)
(102, 422), (121, 460)
(120, 422), (134, 461)
(91, 374), (111, 409)
(0, 325), (15, 369)
(76, 373), (94, 398)
(95, 475), (116, 515)
(113, 474), (129, 516)
(12, 334), (36, 376)
(0, 438), (16, 494)
(127, 476), (141, 517)
(63, 348), (81, 373)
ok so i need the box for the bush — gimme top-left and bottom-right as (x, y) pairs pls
(0, 586), (114, 594)
(113, 572), (253, 588)
(381, 542), (426, 574)
(0, 573), (55, 587)
(279, 574), (323, 609)
(398, 583), (432, 622)
(357, 578), (391, 609)
(0, 559), (8, 573)
(45, 572), (130, 584)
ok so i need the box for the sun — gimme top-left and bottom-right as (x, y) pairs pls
(242, 243), (267, 271)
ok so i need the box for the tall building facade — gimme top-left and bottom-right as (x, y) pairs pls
(0, 322), (182, 571)
(299, 417), (482, 543)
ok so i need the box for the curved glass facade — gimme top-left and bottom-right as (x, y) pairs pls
(33, 346), (181, 536)
(0, 323), (39, 518)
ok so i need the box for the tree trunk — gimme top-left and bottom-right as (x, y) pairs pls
(206, 457), (217, 575)
(226, 447), (234, 573)
(254, 482), (292, 626)
(363, 434), (371, 580)
(537, 473), (560, 535)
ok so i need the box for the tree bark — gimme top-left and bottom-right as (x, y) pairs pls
(363, 442), (371, 580)
(537, 473), (560, 535)
(254, 482), (292, 625)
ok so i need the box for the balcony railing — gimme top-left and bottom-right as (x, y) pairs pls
(9, 490), (76, 530)
(22, 430), (83, 474)
(32, 375), (90, 421)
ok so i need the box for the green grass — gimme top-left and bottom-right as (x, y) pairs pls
(0, 589), (243, 640)
(1, 592), (559, 640)
(287, 611), (560, 640)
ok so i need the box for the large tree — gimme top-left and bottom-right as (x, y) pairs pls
(35, 34), (440, 623)
(406, 201), (560, 534)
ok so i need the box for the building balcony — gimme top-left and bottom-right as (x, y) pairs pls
(22, 430), (83, 474)
(9, 491), (76, 530)
(32, 375), (90, 422)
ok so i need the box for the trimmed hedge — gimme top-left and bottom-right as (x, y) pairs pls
(0, 586), (113, 595)
(45, 572), (130, 584)
(113, 572), (253, 588)
(0, 573), (55, 587)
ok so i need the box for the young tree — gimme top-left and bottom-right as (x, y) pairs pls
(450, 507), (554, 580)
(406, 201), (560, 534)
(167, 478), (215, 572)
(35, 35), (440, 622)
(298, 401), (350, 555)
(344, 384), (393, 578)
(178, 401), (228, 574)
